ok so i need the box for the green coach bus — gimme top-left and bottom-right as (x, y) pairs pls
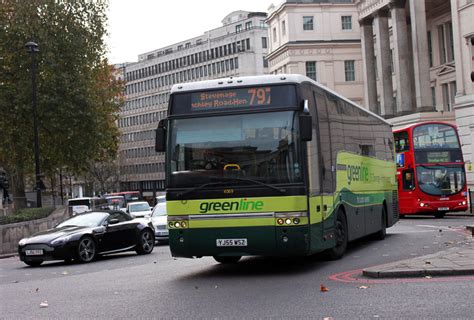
(156, 74), (398, 263)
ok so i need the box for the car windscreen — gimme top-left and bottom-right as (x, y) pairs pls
(152, 203), (167, 217)
(106, 197), (125, 208)
(56, 212), (109, 228)
(129, 203), (150, 212)
(68, 199), (90, 207)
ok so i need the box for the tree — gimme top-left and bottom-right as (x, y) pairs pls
(0, 0), (123, 209)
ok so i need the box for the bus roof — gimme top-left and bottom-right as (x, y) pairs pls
(170, 74), (390, 126)
(393, 121), (458, 133)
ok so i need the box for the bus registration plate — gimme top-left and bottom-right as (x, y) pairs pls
(216, 239), (247, 247)
(438, 207), (449, 211)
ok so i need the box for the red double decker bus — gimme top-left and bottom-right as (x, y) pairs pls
(394, 122), (468, 218)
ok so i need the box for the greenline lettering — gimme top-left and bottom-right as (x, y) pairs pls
(199, 199), (264, 213)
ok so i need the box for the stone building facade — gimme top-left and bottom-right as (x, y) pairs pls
(118, 11), (269, 196)
(356, 0), (474, 188)
(266, 0), (364, 106)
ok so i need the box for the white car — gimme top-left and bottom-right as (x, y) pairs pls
(151, 202), (168, 243)
(126, 201), (152, 218)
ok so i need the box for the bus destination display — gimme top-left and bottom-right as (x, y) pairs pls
(191, 87), (272, 110)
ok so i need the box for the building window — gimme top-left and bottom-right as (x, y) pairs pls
(344, 60), (355, 81)
(236, 24), (242, 33)
(185, 42), (191, 48)
(427, 31), (433, 67)
(305, 61), (317, 81)
(303, 16), (313, 30)
(261, 37), (268, 49)
(245, 21), (252, 30)
(246, 38), (250, 50)
(282, 20), (286, 36)
(260, 20), (267, 28)
(431, 86), (436, 108)
(263, 57), (268, 68)
(390, 49), (394, 74)
(273, 27), (277, 41)
(438, 22), (454, 64)
(341, 16), (352, 30)
(442, 81), (456, 111)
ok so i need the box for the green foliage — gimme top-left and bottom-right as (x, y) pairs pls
(0, 0), (123, 187)
(0, 206), (55, 225)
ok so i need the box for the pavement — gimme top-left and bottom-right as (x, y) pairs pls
(363, 225), (474, 278)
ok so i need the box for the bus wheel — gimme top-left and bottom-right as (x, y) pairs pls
(372, 206), (387, 240)
(324, 211), (348, 260)
(214, 256), (241, 264)
(435, 212), (446, 219)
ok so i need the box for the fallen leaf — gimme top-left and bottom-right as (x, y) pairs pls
(214, 285), (218, 289)
(153, 261), (157, 264)
(425, 261), (431, 265)
(35, 288), (39, 292)
(114, 291), (119, 295)
(194, 286), (199, 290)
(439, 229), (442, 232)
(62, 271), (69, 275)
(425, 276), (432, 279)
(320, 284), (329, 292)
(323, 317), (334, 320)
(358, 285), (369, 289)
(12, 280), (19, 283)
(40, 301), (48, 308)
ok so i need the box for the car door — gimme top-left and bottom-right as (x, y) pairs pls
(101, 213), (136, 251)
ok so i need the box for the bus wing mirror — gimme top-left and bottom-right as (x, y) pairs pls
(299, 114), (312, 142)
(155, 119), (166, 152)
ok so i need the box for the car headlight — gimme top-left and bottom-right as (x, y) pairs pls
(51, 236), (71, 246)
(18, 238), (27, 246)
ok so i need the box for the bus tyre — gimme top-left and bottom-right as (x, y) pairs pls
(214, 256), (241, 264)
(324, 211), (348, 260)
(372, 206), (387, 240)
(435, 212), (446, 219)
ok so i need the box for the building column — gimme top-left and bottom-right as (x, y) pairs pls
(409, 0), (432, 112)
(360, 18), (378, 114)
(374, 11), (395, 117)
(391, 0), (415, 115)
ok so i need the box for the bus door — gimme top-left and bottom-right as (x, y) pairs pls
(399, 168), (415, 214)
(312, 91), (335, 247)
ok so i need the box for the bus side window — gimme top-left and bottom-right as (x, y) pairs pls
(402, 169), (415, 190)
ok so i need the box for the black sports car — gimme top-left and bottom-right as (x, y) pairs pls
(18, 210), (155, 267)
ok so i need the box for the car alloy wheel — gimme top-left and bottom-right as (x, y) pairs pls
(77, 237), (96, 263)
(137, 229), (154, 254)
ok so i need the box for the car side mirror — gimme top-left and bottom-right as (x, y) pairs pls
(108, 218), (120, 225)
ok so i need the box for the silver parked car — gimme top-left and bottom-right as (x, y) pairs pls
(151, 202), (168, 243)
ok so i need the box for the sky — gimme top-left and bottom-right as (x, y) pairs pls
(106, 0), (274, 64)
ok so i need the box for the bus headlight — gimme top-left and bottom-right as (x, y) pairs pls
(285, 218), (292, 225)
(168, 216), (189, 229)
(277, 218), (284, 225)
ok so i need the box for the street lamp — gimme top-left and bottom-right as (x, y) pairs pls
(25, 41), (42, 208)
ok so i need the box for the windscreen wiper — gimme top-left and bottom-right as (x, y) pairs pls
(220, 177), (286, 194)
(178, 181), (230, 198)
(178, 177), (286, 198)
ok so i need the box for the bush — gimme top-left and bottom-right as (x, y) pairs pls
(0, 207), (55, 225)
